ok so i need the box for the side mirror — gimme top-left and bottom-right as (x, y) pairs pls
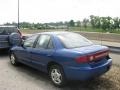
(22, 36), (28, 40)
(21, 40), (24, 47)
(21, 40), (26, 49)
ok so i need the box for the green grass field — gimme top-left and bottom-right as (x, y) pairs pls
(21, 27), (120, 34)
(69, 27), (120, 34)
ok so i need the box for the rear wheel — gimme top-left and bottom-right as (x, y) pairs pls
(10, 53), (19, 66)
(49, 65), (66, 87)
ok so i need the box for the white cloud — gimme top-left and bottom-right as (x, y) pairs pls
(0, 0), (120, 24)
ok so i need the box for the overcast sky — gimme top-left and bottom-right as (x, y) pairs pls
(0, 0), (120, 24)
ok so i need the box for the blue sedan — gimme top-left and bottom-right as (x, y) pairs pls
(9, 32), (112, 87)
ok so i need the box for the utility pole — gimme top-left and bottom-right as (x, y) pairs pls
(18, 0), (20, 29)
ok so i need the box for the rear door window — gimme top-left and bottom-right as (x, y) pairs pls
(35, 34), (53, 49)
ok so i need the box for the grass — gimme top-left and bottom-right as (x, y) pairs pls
(69, 27), (120, 34)
(69, 27), (103, 32)
(20, 27), (120, 35)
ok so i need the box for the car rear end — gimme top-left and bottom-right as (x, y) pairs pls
(0, 26), (22, 50)
(63, 45), (112, 80)
(56, 32), (112, 80)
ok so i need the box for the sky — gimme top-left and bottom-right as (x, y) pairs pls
(0, 0), (120, 24)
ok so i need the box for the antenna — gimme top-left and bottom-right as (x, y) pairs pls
(18, 0), (20, 29)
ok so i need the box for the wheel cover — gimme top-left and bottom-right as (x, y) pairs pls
(10, 54), (15, 64)
(51, 69), (62, 84)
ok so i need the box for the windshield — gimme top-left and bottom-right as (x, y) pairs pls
(57, 32), (93, 48)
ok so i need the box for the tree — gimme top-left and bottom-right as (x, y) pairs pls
(83, 18), (89, 28)
(69, 20), (75, 27)
(90, 15), (95, 28)
(100, 17), (113, 31)
(90, 15), (101, 28)
(76, 21), (81, 27)
(113, 17), (120, 30)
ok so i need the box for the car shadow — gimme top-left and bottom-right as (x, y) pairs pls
(0, 50), (9, 57)
(7, 62), (52, 85)
(7, 61), (115, 90)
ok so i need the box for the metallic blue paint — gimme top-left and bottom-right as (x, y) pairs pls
(10, 32), (112, 80)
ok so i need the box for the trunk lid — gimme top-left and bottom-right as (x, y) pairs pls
(72, 45), (109, 55)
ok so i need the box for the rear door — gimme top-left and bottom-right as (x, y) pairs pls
(30, 34), (55, 71)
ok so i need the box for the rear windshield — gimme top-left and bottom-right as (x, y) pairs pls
(57, 33), (93, 48)
(0, 27), (18, 35)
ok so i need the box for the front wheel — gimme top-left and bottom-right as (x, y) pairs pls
(10, 53), (19, 66)
(49, 65), (66, 87)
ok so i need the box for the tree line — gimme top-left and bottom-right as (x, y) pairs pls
(89, 15), (120, 31)
(4, 15), (120, 31)
(70, 15), (120, 31)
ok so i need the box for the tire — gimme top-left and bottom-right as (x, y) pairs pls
(9, 33), (22, 46)
(49, 65), (66, 87)
(10, 53), (19, 66)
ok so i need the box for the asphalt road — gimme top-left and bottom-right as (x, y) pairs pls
(0, 52), (119, 90)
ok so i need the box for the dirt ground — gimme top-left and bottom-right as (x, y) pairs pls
(0, 52), (120, 90)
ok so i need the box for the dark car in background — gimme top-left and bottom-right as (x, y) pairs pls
(0, 26), (22, 50)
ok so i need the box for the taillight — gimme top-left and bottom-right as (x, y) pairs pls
(75, 56), (89, 63)
(75, 49), (109, 63)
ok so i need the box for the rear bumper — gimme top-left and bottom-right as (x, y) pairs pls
(64, 59), (112, 80)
